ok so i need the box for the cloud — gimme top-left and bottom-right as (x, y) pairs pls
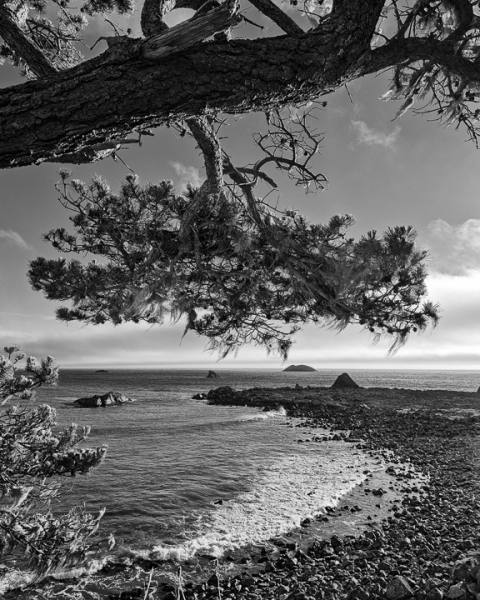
(0, 229), (32, 250)
(351, 120), (401, 149)
(422, 219), (480, 275)
(170, 161), (202, 190)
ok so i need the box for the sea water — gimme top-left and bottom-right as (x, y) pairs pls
(6, 368), (479, 590)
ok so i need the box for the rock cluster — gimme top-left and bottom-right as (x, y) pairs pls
(74, 390), (134, 407)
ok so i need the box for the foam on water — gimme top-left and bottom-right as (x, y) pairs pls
(239, 407), (287, 422)
(149, 441), (382, 561)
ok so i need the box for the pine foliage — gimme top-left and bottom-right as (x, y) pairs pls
(0, 346), (107, 578)
(28, 174), (439, 359)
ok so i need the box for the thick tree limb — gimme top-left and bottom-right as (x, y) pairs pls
(247, 0), (304, 35)
(0, 4), (57, 77)
(0, 0), (415, 168)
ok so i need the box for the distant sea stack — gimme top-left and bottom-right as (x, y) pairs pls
(331, 372), (360, 389)
(95, 369), (109, 373)
(283, 365), (317, 372)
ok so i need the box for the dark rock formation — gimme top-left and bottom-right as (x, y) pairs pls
(206, 386), (237, 401)
(95, 369), (109, 373)
(331, 372), (360, 389)
(74, 390), (134, 407)
(283, 365), (316, 372)
(207, 370), (218, 378)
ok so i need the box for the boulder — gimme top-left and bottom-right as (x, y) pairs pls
(283, 365), (316, 372)
(207, 370), (218, 378)
(331, 372), (360, 389)
(74, 391), (134, 407)
(386, 575), (414, 600)
(446, 583), (467, 600)
(452, 557), (479, 582)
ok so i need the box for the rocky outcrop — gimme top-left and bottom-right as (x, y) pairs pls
(283, 365), (316, 372)
(331, 372), (360, 389)
(206, 386), (237, 402)
(74, 390), (134, 407)
(207, 370), (218, 378)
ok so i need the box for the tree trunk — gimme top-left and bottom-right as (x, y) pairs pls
(0, 0), (417, 168)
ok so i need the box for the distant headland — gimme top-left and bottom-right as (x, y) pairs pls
(283, 365), (316, 372)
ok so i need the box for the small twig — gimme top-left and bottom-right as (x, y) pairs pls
(144, 568), (154, 600)
(241, 13), (265, 30)
(345, 83), (353, 103)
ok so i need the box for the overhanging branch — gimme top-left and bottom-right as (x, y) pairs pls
(0, 4), (57, 78)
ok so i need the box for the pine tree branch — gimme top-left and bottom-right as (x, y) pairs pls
(187, 117), (224, 195)
(0, 4), (57, 78)
(140, 0), (173, 37)
(142, 0), (241, 59)
(247, 0), (304, 36)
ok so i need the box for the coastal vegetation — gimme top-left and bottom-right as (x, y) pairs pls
(0, 346), (108, 577)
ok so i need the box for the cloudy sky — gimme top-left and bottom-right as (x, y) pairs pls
(2, 9), (480, 370)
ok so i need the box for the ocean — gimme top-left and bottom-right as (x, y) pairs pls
(5, 368), (480, 594)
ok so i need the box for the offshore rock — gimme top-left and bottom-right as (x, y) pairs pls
(74, 390), (134, 407)
(207, 370), (218, 378)
(331, 372), (360, 389)
(283, 365), (316, 372)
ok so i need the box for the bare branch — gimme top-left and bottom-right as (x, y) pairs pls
(187, 116), (224, 194)
(142, 0), (241, 59)
(247, 0), (304, 35)
(251, 106), (327, 192)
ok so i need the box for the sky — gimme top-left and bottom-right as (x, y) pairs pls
(1, 6), (480, 371)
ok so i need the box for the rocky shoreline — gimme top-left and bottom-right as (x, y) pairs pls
(8, 384), (480, 600)
(155, 385), (480, 600)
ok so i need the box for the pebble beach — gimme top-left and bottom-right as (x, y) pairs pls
(148, 384), (480, 600)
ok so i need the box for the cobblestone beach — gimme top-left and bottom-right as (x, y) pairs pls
(153, 384), (480, 600)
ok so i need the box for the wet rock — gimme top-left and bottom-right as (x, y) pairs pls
(425, 588), (444, 600)
(207, 370), (218, 378)
(240, 575), (256, 589)
(386, 575), (414, 600)
(207, 573), (220, 587)
(446, 583), (467, 599)
(451, 557), (479, 582)
(349, 588), (370, 600)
